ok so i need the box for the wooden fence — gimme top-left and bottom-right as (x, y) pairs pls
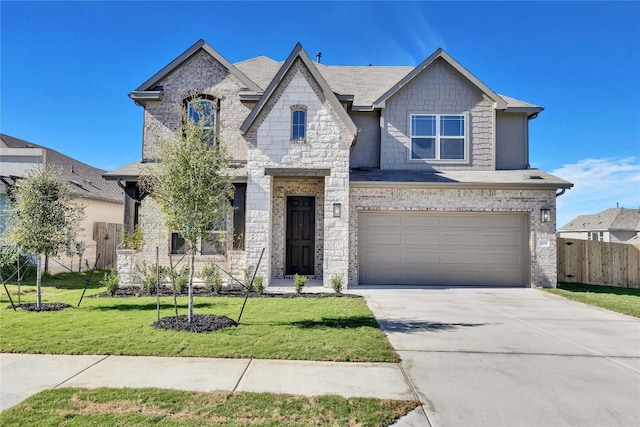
(557, 238), (640, 288)
(93, 222), (123, 271)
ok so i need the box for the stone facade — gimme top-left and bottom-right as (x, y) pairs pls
(349, 186), (558, 287)
(244, 60), (352, 287)
(381, 59), (494, 171)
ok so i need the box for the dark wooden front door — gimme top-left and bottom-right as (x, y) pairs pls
(286, 196), (315, 276)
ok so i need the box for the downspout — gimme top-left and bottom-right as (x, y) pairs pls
(556, 188), (566, 197)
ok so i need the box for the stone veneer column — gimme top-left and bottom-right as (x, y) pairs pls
(323, 166), (350, 289)
(245, 167), (272, 285)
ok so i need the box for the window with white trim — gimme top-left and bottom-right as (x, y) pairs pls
(589, 231), (604, 241)
(410, 114), (466, 160)
(291, 107), (307, 141)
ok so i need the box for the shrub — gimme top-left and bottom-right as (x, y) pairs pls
(121, 224), (144, 250)
(293, 273), (307, 294)
(101, 269), (119, 296)
(202, 261), (223, 293)
(331, 273), (344, 294)
(254, 276), (265, 294)
(175, 266), (189, 294)
(137, 261), (168, 294)
(244, 266), (255, 292)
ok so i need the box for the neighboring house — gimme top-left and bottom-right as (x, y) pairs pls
(559, 208), (640, 243)
(105, 39), (572, 289)
(1, 134), (124, 272)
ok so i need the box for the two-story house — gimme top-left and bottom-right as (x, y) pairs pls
(105, 39), (572, 289)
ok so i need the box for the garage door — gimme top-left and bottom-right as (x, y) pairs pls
(358, 212), (529, 286)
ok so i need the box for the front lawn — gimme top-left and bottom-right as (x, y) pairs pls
(545, 283), (640, 318)
(0, 387), (419, 426)
(0, 272), (397, 362)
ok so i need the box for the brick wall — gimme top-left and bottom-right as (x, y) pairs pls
(349, 186), (558, 287)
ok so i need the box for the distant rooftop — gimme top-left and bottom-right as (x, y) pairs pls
(559, 207), (640, 232)
(1, 133), (123, 204)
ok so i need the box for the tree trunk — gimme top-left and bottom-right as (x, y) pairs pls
(168, 253), (179, 324)
(188, 247), (195, 323)
(36, 254), (42, 309)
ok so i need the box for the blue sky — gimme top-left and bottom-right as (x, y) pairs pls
(1, 1), (639, 227)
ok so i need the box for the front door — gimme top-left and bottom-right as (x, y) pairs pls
(286, 196), (315, 276)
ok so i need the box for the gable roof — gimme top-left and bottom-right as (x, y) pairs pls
(559, 208), (640, 232)
(133, 39), (262, 93)
(373, 48), (508, 110)
(239, 43), (358, 141)
(0, 134), (123, 204)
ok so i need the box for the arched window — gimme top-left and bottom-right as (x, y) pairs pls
(291, 107), (306, 141)
(187, 97), (216, 130)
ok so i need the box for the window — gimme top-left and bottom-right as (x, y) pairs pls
(170, 214), (227, 256)
(187, 98), (215, 129)
(291, 107), (306, 141)
(589, 231), (604, 241)
(185, 96), (216, 147)
(410, 114), (466, 160)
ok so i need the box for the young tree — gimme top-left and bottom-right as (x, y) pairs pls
(2, 166), (84, 308)
(141, 98), (233, 323)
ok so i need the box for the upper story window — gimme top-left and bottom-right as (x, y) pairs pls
(410, 114), (466, 161)
(291, 106), (307, 141)
(187, 98), (216, 129)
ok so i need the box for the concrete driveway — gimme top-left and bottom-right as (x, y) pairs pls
(356, 287), (640, 427)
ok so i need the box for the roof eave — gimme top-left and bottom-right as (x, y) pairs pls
(350, 180), (573, 190)
(129, 90), (164, 105)
(373, 48), (508, 109)
(134, 39), (262, 93)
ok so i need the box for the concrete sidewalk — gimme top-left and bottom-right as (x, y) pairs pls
(0, 353), (415, 412)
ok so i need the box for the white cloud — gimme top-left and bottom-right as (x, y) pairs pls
(552, 157), (640, 227)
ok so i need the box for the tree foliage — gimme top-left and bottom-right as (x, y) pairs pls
(140, 98), (233, 322)
(3, 166), (83, 258)
(2, 166), (84, 307)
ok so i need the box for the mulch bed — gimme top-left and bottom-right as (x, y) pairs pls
(14, 302), (71, 311)
(95, 288), (360, 299)
(152, 314), (237, 333)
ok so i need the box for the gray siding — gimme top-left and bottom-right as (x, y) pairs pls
(496, 112), (528, 170)
(380, 58), (494, 171)
(350, 111), (381, 169)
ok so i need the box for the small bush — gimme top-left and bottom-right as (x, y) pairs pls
(244, 266), (255, 292)
(202, 262), (223, 293)
(293, 273), (307, 294)
(101, 269), (119, 295)
(121, 224), (144, 250)
(331, 273), (344, 294)
(254, 276), (265, 294)
(137, 261), (168, 294)
(175, 266), (189, 294)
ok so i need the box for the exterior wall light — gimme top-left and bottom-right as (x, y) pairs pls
(333, 203), (342, 218)
(540, 208), (551, 223)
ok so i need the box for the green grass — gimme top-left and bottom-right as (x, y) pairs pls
(545, 283), (640, 318)
(0, 387), (420, 426)
(0, 271), (397, 362)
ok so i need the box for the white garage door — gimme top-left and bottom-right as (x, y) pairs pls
(358, 212), (529, 286)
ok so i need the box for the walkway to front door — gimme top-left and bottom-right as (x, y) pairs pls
(286, 196), (315, 276)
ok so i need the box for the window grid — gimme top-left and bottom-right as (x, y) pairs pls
(410, 114), (466, 161)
